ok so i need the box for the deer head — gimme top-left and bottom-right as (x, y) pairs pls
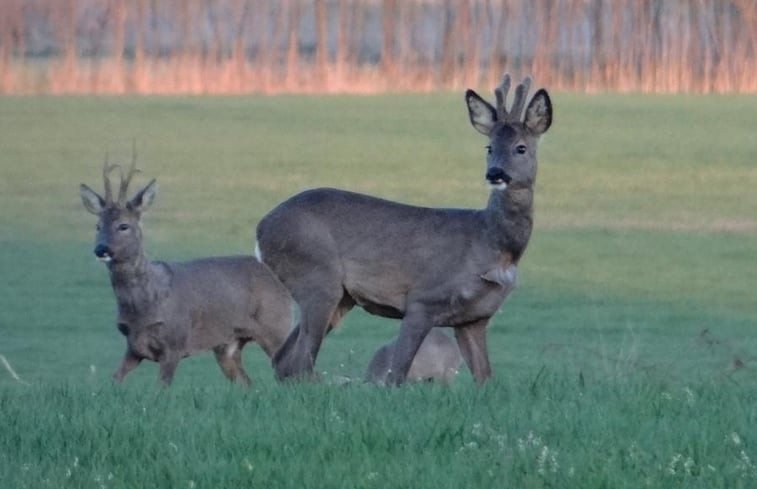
(465, 75), (552, 190)
(79, 152), (157, 266)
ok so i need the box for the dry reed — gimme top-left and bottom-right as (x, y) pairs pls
(0, 0), (754, 95)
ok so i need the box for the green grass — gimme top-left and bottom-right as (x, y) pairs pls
(0, 93), (756, 487)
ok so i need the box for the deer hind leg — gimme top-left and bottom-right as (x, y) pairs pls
(214, 343), (251, 386)
(232, 341), (252, 385)
(454, 319), (492, 385)
(273, 282), (344, 381)
(386, 308), (434, 386)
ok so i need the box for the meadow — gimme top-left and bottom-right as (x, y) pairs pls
(0, 91), (756, 488)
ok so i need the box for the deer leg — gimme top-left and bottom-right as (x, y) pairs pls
(157, 353), (180, 386)
(386, 310), (433, 386)
(113, 349), (142, 383)
(213, 344), (250, 386)
(454, 319), (492, 385)
(273, 275), (343, 381)
(273, 293), (342, 381)
(233, 341), (253, 385)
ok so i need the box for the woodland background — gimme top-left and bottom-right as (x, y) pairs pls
(1, 0), (755, 95)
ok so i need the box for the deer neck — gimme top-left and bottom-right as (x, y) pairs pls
(484, 185), (534, 262)
(107, 252), (158, 313)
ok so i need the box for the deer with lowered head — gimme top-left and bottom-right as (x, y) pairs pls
(80, 159), (293, 385)
(256, 75), (552, 385)
(366, 329), (461, 385)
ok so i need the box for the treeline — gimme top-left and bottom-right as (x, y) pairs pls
(1, 0), (755, 94)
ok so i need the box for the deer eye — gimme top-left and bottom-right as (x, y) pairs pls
(515, 145), (527, 155)
(485, 145), (492, 155)
(117, 223), (130, 232)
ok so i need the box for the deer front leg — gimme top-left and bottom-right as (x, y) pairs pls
(385, 309), (433, 386)
(113, 349), (142, 383)
(157, 352), (181, 386)
(454, 319), (492, 385)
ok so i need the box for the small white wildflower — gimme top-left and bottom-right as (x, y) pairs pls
(682, 387), (694, 405)
(738, 449), (755, 472)
(366, 472), (379, 481)
(536, 446), (559, 475)
(73, 457), (79, 468)
(65, 468), (72, 478)
(188, 480), (196, 489)
(107, 473), (114, 480)
(666, 453), (683, 475)
(730, 432), (742, 446)
(517, 431), (543, 452)
(707, 465), (716, 472)
(21, 463), (30, 472)
(683, 457), (695, 475)
(168, 441), (178, 452)
(242, 459), (253, 472)
(568, 466), (575, 477)
(329, 410), (344, 423)
(537, 446), (549, 475)
(661, 392), (673, 401)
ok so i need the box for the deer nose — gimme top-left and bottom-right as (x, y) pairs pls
(94, 244), (113, 262)
(486, 167), (512, 185)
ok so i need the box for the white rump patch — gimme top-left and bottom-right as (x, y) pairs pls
(487, 182), (508, 191)
(254, 242), (264, 263)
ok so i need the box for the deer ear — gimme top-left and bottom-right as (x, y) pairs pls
(466, 90), (497, 136)
(524, 89), (552, 135)
(127, 179), (157, 213)
(80, 184), (105, 215)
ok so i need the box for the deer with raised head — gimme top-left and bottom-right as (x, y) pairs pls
(256, 75), (551, 385)
(80, 159), (293, 385)
(366, 329), (461, 385)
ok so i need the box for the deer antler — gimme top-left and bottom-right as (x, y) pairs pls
(494, 74), (511, 119)
(102, 151), (119, 204)
(494, 74), (532, 122)
(117, 141), (140, 205)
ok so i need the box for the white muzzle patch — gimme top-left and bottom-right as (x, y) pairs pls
(487, 182), (508, 191)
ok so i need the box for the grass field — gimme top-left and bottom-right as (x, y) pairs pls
(0, 92), (756, 488)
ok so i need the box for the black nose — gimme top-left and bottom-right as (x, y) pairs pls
(486, 167), (512, 184)
(94, 244), (112, 259)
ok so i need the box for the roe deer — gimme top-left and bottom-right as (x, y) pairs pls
(80, 159), (293, 385)
(366, 329), (461, 385)
(256, 75), (551, 385)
